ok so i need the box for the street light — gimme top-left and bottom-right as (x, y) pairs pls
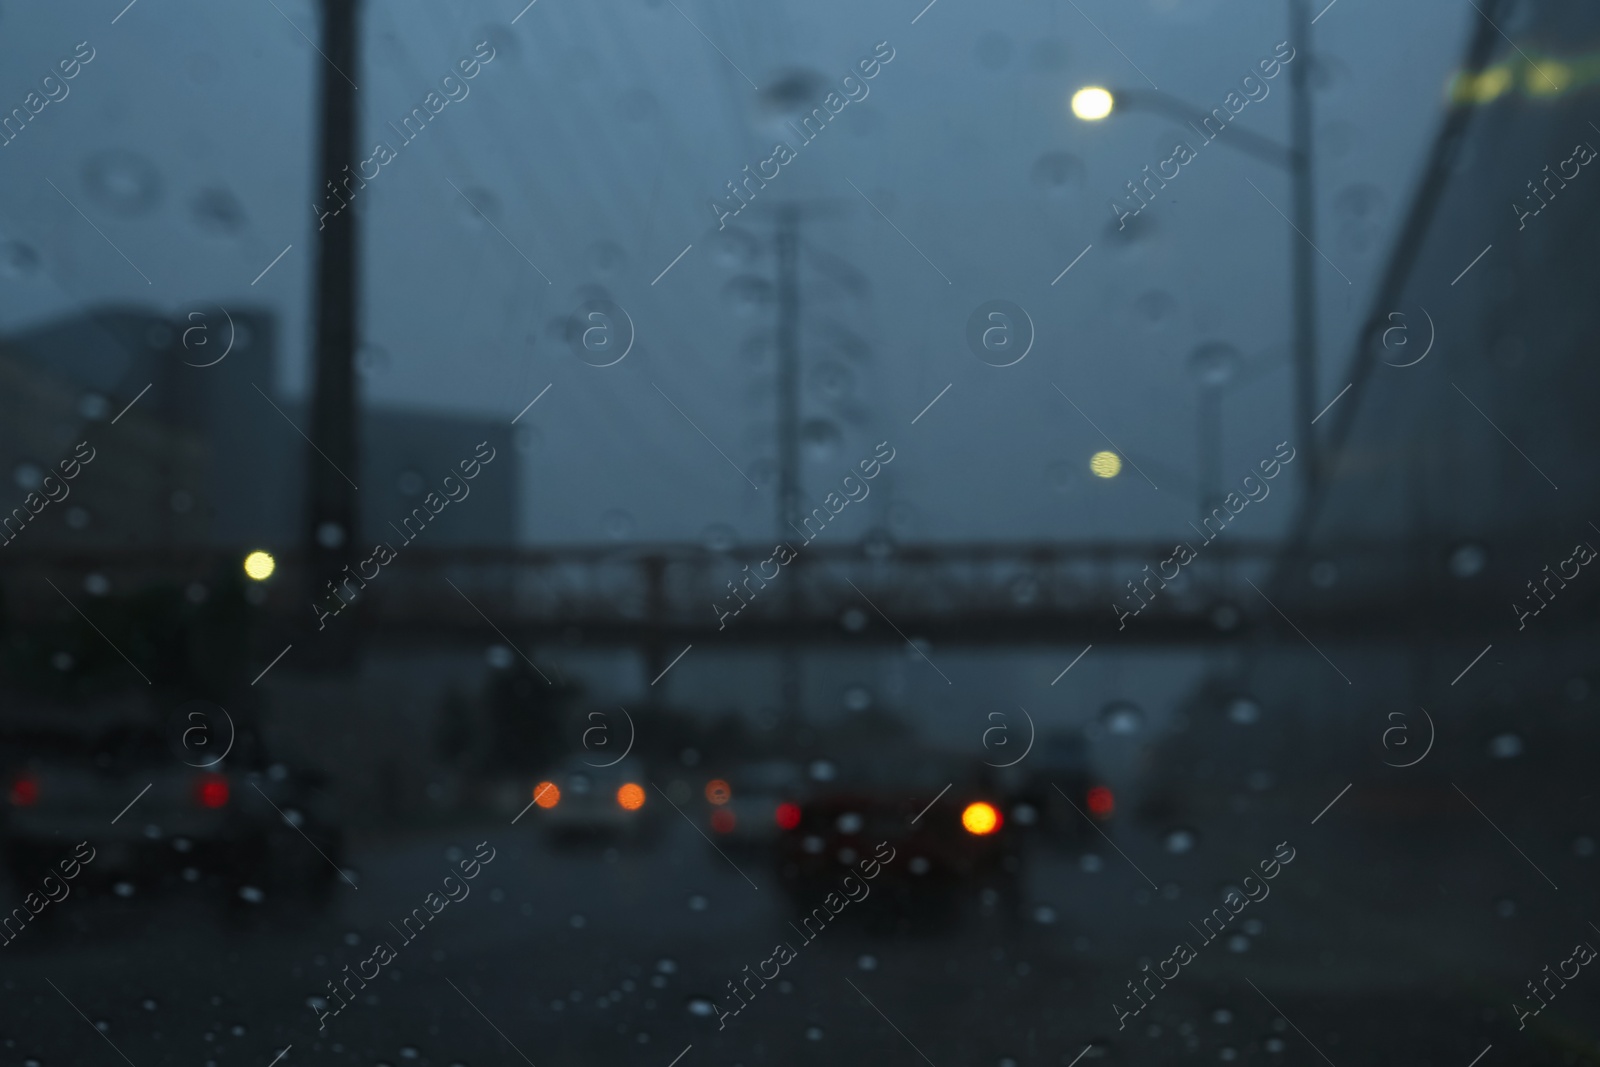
(1071, 86), (1114, 121)
(1066, 0), (1322, 501)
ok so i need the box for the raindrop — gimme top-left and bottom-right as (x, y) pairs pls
(142, 999), (157, 1011)
(569, 914), (586, 928)
(0, 240), (40, 279)
(588, 241), (627, 276)
(1574, 836), (1595, 857)
(399, 1047), (419, 1059)
(1308, 561), (1338, 588)
(230, 1025), (245, 1037)
(808, 759), (836, 781)
(600, 509), (634, 540)
(710, 227), (760, 269)
(1226, 697), (1261, 725)
(485, 646), (513, 669)
(843, 685), (871, 712)
(1079, 853), (1103, 873)
(1226, 934), (1249, 953)
(1101, 701), (1144, 736)
(83, 573), (110, 596)
(1164, 828), (1197, 854)
(1030, 152), (1084, 191)
(1488, 733), (1523, 759)
(1264, 1037), (1286, 1053)
(1188, 342), (1241, 387)
(804, 1026), (824, 1041)
(836, 813), (863, 834)
(191, 188), (247, 235)
(306, 997), (328, 1011)
(1133, 289), (1177, 329)
(1032, 904), (1058, 924)
(701, 523), (736, 552)
(1449, 543), (1487, 578)
(454, 186), (501, 229)
(722, 275), (773, 316)
(1012, 803), (1037, 826)
(1494, 896), (1516, 918)
(238, 885), (264, 903)
(113, 881), (136, 897)
(357, 344), (390, 376)
(1219, 1048), (1238, 1062)
(685, 996), (716, 1017)
(800, 419), (841, 461)
(13, 463), (43, 490)
(1211, 1008), (1233, 1025)
(83, 149), (163, 216)
(809, 360), (855, 402)
(50, 652), (73, 671)
(857, 954), (878, 971)
(840, 606), (868, 632)
(687, 895), (707, 911)
(908, 856), (931, 875)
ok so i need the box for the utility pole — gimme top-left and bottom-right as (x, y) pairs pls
(774, 205), (802, 723)
(305, 0), (362, 666)
(1288, 0), (1320, 498)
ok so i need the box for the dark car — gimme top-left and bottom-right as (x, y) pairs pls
(2, 718), (346, 909)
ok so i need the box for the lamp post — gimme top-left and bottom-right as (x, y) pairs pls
(1072, 0), (1321, 500)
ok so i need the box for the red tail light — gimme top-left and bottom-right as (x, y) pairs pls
(775, 802), (801, 830)
(8, 775), (39, 807)
(195, 774), (230, 809)
(710, 808), (736, 834)
(1086, 785), (1114, 817)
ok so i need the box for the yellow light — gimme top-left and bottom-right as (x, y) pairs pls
(1071, 86), (1114, 121)
(617, 782), (646, 811)
(243, 551), (276, 581)
(534, 781), (560, 808)
(1526, 59), (1571, 96)
(961, 801), (1001, 836)
(1090, 451), (1122, 479)
(705, 779), (731, 805)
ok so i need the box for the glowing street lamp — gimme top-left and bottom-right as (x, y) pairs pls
(1071, 86), (1114, 121)
(243, 551), (276, 581)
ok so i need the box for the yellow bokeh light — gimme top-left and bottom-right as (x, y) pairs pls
(242, 551), (276, 581)
(1071, 86), (1114, 121)
(961, 801), (1001, 836)
(1526, 59), (1571, 96)
(534, 781), (560, 808)
(1090, 451), (1122, 479)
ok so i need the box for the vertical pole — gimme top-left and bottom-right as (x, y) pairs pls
(774, 206), (802, 722)
(306, 0), (361, 664)
(1288, 0), (1320, 498)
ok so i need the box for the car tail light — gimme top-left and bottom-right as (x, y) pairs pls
(775, 802), (801, 829)
(617, 782), (645, 811)
(1086, 785), (1115, 817)
(8, 775), (39, 807)
(710, 808), (736, 834)
(961, 801), (1002, 835)
(194, 773), (229, 809)
(705, 779), (731, 805)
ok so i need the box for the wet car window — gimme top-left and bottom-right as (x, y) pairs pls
(2, 1), (1597, 1064)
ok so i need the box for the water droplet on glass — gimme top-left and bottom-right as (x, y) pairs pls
(1032, 904), (1058, 924)
(1226, 935), (1249, 953)
(1164, 828), (1197, 854)
(723, 275), (773, 315)
(808, 759), (836, 782)
(1101, 701), (1144, 735)
(1308, 560), (1338, 588)
(1488, 733), (1523, 759)
(908, 856), (931, 875)
(687, 895), (708, 911)
(804, 1026), (824, 1041)
(600, 509), (634, 540)
(809, 360), (855, 402)
(0, 240), (40, 279)
(399, 1047), (419, 1059)
(685, 996), (715, 1017)
(701, 523), (736, 552)
(1494, 896), (1516, 918)
(1031, 152), (1084, 191)
(1080, 853), (1103, 873)
(1226, 697), (1261, 725)
(1574, 836), (1595, 857)
(485, 646), (513, 669)
(588, 241), (626, 276)
(1133, 289), (1177, 329)
(1188, 342), (1241, 387)
(569, 913), (587, 928)
(454, 186), (500, 228)
(191, 188), (246, 235)
(142, 999), (158, 1011)
(799, 419), (841, 461)
(857, 954), (877, 971)
(83, 149), (163, 216)
(113, 881), (136, 897)
(238, 885), (264, 903)
(1449, 543), (1488, 578)
(843, 685), (871, 712)
(1031, 38), (1069, 70)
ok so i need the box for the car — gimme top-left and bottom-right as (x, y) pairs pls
(772, 754), (1027, 926)
(520, 756), (660, 846)
(1, 717), (346, 909)
(698, 759), (806, 851)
